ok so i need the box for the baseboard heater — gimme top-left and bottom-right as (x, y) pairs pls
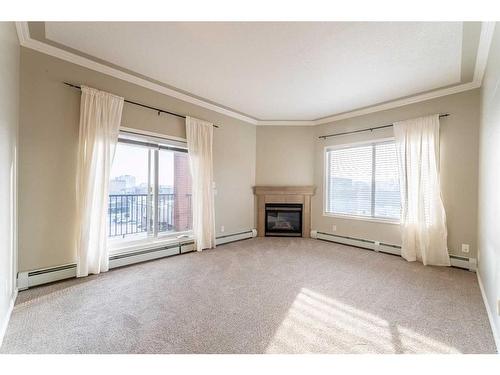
(18, 229), (256, 290)
(311, 230), (477, 272)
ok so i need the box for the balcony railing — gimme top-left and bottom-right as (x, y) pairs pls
(108, 194), (192, 238)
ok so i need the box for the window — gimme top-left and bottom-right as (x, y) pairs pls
(325, 140), (401, 221)
(108, 132), (192, 246)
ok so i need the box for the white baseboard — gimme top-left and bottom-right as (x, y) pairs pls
(216, 229), (256, 245)
(313, 230), (477, 271)
(109, 240), (195, 269)
(17, 263), (77, 291)
(477, 272), (500, 353)
(0, 288), (18, 347)
(17, 229), (256, 290)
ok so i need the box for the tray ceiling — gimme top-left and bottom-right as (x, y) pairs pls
(33, 22), (480, 122)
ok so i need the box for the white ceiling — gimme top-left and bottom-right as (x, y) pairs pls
(45, 22), (463, 121)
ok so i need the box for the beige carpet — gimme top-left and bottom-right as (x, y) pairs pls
(1, 238), (496, 353)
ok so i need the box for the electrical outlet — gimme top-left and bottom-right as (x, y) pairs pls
(497, 300), (500, 316)
(461, 244), (470, 253)
(332, 224), (337, 232)
(220, 225), (225, 233)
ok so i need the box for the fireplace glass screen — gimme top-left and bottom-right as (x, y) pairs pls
(265, 203), (302, 237)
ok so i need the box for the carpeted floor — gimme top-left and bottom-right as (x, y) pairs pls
(0, 237), (496, 354)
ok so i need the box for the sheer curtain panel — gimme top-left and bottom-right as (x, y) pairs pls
(75, 86), (124, 276)
(186, 116), (216, 251)
(393, 114), (450, 266)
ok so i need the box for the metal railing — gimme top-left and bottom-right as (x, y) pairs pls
(108, 194), (192, 238)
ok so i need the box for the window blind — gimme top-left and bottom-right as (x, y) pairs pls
(374, 142), (401, 219)
(326, 140), (401, 220)
(326, 144), (373, 216)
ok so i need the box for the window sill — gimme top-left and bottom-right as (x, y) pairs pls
(322, 212), (400, 225)
(109, 232), (194, 255)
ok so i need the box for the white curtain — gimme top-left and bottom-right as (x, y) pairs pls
(186, 116), (216, 251)
(393, 114), (450, 266)
(76, 86), (124, 277)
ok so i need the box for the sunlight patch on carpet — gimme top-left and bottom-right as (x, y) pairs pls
(265, 288), (460, 353)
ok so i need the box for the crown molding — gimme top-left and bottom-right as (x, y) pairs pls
(473, 21), (496, 84)
(14, 22), (259, 125)
(255, 120), (317, 126)
(257, 22), (495, 126)
(16, 22), (495, 127)
(313, 81), (481, 126)
(15, 21), (30, 45)
(257, 81), (482, 126)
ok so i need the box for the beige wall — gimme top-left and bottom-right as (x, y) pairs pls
(254, 91), (480, 258)
(17, 41), (484, 272)
(312, 89), (480, 257)
(478, 24), (500, 345)
(0, 23), (19, 341)
(256, 126), (315, 186)
(19, 47), (256, 272)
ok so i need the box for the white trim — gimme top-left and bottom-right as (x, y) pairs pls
(118, 130), (187, 151)
(256, 120), (317, 126)
(259, 22), (495, 126)
(20, 265), (77, 291)
(120, 126), (187, 144)
(1, 23), (22, 347)
(315, 231), (477, 271)
(316, 231), (401, 256)
(450, 256), (477, 272)
(312, 82), (481, 125)
(109, 241), (195, 269)
(258, 81), (480, 126)
(15, 22), (258, 126)
(15, 22), (495, 127)
(16, 229), (255, 290)
(216, 229), (256, 245)
(0, 289), (18, 347)
(109, 232), (193, 254)
(477, 271), (500, 353)
(15, 22), (29, 45)
(322, 212), (400, 225)
(324, 137), (395, 150)
(473, 22), (496, 84)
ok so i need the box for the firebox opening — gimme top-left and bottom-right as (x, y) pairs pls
(265, 203), (303, 237)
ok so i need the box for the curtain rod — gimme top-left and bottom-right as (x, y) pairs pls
(63, 82), (219, 128)
(318, 113), (450, 140)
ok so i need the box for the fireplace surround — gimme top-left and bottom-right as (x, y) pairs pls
(253, 186), (315, 238)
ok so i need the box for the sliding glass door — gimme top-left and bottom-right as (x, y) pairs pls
(108, 132), (192, 249)
(158, 148), (193, 235)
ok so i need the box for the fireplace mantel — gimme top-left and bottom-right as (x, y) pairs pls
(253, 186), (316, 238)
(253, 186), (316, 196)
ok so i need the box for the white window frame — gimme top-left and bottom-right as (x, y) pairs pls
(323, 137), (401, 225)
(108, 129), (194, 253)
